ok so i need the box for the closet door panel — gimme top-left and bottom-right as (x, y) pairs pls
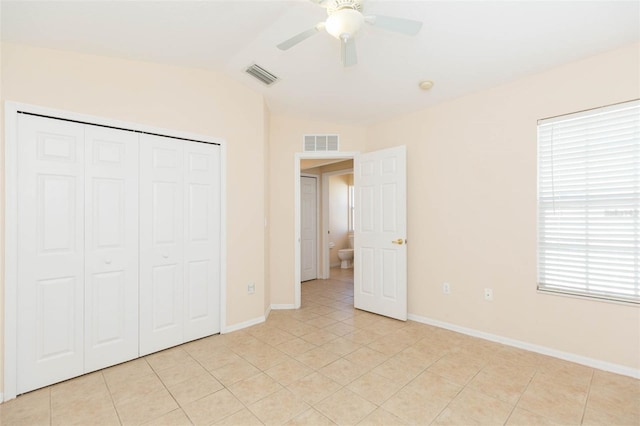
(184, 143), (221, 340)
(84, 126), (139, 372)
(17, 115), (85, 394)
(140, 134), (185, 355)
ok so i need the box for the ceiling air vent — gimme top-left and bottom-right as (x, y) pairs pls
(245, 63), (279, 86)
(303, 134), (340, 152)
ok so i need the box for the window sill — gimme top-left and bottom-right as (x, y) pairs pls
(537, 288), (640, 307)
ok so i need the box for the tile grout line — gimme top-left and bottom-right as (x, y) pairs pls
(249, 343), (311, 426)
(427, 362), (482, 425)
(501, 366), (538, 425)
(175, 348), (232, 426)
(145, 353), (196, 425)
(100, 371), (124, 426)
(49, 387), (52, 426)
(579, 368), (596, 425)
(302, 277), (403, 421)
(221, 332), (313, 425)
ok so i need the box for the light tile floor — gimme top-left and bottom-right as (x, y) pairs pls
(1, 268), (639, 425)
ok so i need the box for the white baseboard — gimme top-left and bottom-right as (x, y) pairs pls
(330, 262), (341, 268)
(222, 315), (265, 334)
(265, 305), (272, 319)
(0, 392), (4, 403)
(271, 304), (296, 310)
(408, 313), (640, 379)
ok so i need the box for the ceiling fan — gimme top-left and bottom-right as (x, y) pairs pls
(277, 0), (423, 67)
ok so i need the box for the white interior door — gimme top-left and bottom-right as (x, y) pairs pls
(183, 142), (221, 340)
(84, 126), (139, 372)
(354, 145), (407, 320)
(139, 133), (185, 355)
(17, 115), (86, 393)
(301, 176), (318, 282)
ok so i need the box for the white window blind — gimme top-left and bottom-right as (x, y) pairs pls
(537, 99), (640, 304)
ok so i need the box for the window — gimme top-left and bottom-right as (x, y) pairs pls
(537, 100), (640, 304)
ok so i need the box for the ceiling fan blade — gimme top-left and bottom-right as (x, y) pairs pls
(341, 36), (357, 67)
(365, 15), (423, 36)
(277, 23), (324, 51)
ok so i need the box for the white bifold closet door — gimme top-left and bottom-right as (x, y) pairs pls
(16, 113), (221, 393)
(139, 134), (220, 356)
(183, 140), (221, 342)
(84, 126), (140, 372)
(17, 115), (139, 393)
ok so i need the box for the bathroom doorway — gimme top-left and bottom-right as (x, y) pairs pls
(294, 152), (357, 308)
(322, 169), (355, 280)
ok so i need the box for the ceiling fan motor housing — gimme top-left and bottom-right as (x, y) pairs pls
(325, 4), (365, 39)
(326, 0), (363, 15)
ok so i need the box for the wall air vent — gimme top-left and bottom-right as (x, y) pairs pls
(245, 63), (279, 86)
(303, 134), (340, 152)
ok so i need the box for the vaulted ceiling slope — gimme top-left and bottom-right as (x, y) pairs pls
(2, 1), (639, 124)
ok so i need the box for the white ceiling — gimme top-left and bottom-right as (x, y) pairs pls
(2, 1), (639, 124)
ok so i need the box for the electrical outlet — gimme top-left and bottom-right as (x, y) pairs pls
(484, 288), (493, 301)
(442, 282), (451, 295)
(248, 282), (256, 294)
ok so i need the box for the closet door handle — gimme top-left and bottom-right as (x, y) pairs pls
(104, 259), (112, 265)
(162, 253), (169, 259)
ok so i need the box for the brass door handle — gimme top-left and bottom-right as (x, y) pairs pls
(392, 239), (404, 245)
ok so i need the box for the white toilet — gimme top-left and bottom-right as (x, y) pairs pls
(337, 233), (354, 269)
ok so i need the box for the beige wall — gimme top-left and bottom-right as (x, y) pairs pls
(366, 43), (640, 369)
(263, 100), (271, 314)
(0, 43), (270, 394)
(269, 115), (366, 305)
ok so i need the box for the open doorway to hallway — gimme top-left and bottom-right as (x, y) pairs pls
(299, 158), (354, 281)
(295, 146), (407, 319)
(295, 152), (358, 308)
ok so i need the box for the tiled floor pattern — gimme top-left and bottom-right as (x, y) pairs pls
(1, 268), (638, 425)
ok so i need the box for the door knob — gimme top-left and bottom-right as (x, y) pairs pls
(162, 253), (169, 259)
(392, 239), (404, 245)
(104, 259), (112, 264)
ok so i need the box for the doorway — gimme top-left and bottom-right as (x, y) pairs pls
(294, 146), (408, 320)
(322, 168), (355, 279)
(294, 152), (357, 308)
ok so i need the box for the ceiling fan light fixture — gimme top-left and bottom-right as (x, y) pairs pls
(276, 0), (422, 67)
(419, 80), (434, 91)
(325, 8), (364, 39)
